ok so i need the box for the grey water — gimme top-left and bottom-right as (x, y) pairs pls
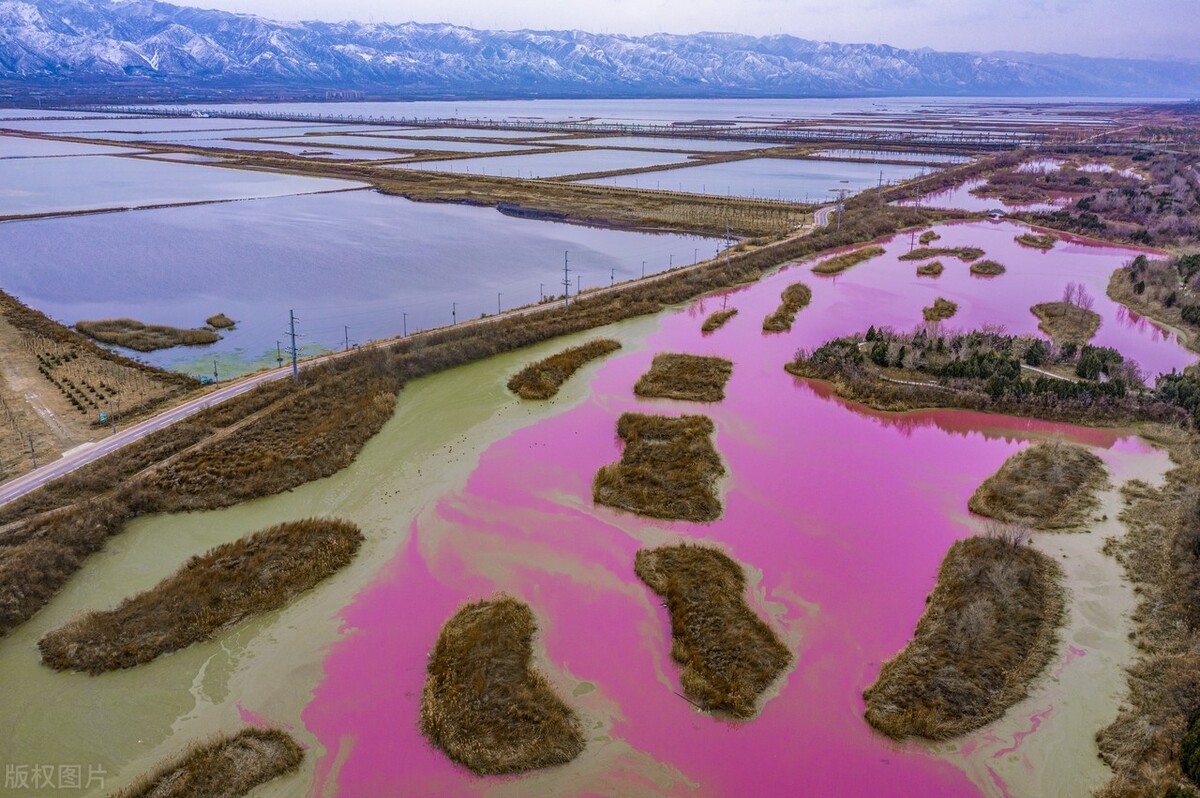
(388, 147), (696, 178)
(0, 155), (361, 217)
(0, 191), (712, 378)
(576, 157), (931, 202)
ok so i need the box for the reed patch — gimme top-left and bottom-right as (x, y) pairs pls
(38, 519), (362, 673)
(593, 413), (725, 522)
(507, 339), (621, 399)
(762, 282), (813, 333)
(634, 353), (733, 403)
(75, 318), (220, 352)
(635, 544), (792, 719)
(419, 596), (585, 775)
(863, 531), (1064, 740)
(969, 442), (1108, 530)
(112, 728), (303, 798)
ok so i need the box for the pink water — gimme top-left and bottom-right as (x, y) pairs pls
(900, 179), (1066, 214)
(299, 221), (1190, 796)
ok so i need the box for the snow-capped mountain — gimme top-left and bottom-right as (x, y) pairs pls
(1, 0), (1198, 99)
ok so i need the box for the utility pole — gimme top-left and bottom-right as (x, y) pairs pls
(539, 282), (544, 300)
(576, 274), (581, 294)
(213, 359), (218, 386)
(452, 302), (457, 325)
(27, 433), (36, 469)
(287, 309), (300, 385)
(107, 398), (118, 433)
(726, 218), (732, 266)
(562, 250), (571, 310)
(610, 268), (614, 287)
(276, 341), (284, 369)
(497, 292), (502, 314)
(641, 260), (646, 279)
(402, 312), (408, 337)
(344, 325), (350, 352)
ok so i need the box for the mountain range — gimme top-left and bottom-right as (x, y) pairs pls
(2, 0), (1199, 101)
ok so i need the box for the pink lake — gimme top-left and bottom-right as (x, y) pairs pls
(300, 220), (1190, 797)
(899, 179), (1067, 214)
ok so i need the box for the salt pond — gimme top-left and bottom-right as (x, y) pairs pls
(0, 190), (711, 376)
(274, 134), (540, 154)
(0, 134), (141, 159)
(552, 135), (775, 152)
(389, 147), (696, 178)
(578, 156), (932, 202)
(811, 148), (974, 164)
(0, 154), (362, 217)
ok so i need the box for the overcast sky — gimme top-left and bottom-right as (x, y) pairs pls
(188, 0), (1198, 60)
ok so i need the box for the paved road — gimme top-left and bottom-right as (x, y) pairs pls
(0, 204), (837, 510)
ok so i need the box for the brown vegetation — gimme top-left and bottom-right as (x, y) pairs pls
(899, 247), (985, 263)
(419, 596), (585, 775)
(701, 308), (738, 333)
(635, 544), (792, 718)
(206, 313), (236, 329)
(39, 519), (362, 673)
(75, 318), (220, 352)
(968, 442), (1108, 530)
(1095, 432), (1200, 797)
(506, 339), (621, 400)
(112, 728), (303, 798)
(922, 298), (958, 322)
(919, 230), (941, 245)
(1031, 301), (1101, 345)
(593, 413), (725, 522)
(634, 353), (733, 403)
(863, 531), (1064, 740)
(970, 259), (1007, 276)
(916, 261), (944, 277)
(810, 245), (886, 275)
(762, 282), (813, 333)
(1016, 233), (1057, 250)
(1108, 254), (1200, 355)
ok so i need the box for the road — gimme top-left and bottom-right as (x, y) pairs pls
(0, 203), (838, 510)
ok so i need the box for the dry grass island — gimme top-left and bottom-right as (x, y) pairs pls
(762, 282), (813, 333)
(75, 318), (220, 352)
(205, 313), (236, 329)
(810, 245), (886, 275)
(593, 413), (725, 522)
(635, 544), (792, 718)
(1031, 301), (1102, 345)
(112, 728), (303, 798)
(916, 261), (945, 277)
(969, 259), (1007, 276)
(1016, 232), (1057, 250)
(701, 308), (738, 334)
(507, 339), (622, 400)
(419, 596), (585, 775)
(969, 442), (1108, 530)
(899, 246), (985, 263)
(863, 530), (1065, 740)
(922, 297), (958, 322)
(39, 519), (363, 673)
(634, 353), (733, 403)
